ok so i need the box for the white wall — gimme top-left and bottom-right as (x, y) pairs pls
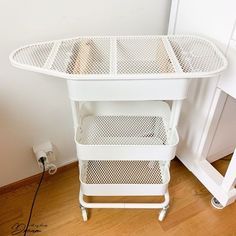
(0, 0), (171, 187)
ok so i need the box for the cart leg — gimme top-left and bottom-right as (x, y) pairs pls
(79, 190), (88, 221)
(80, 205), (88, 222)
(158, 191), (170, 221)
(158, 205), (169, 221)
(79, 189), (171, 221)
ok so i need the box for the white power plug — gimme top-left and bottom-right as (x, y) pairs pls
(33, 141), (57, 174)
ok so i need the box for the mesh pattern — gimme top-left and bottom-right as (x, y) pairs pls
(117, 37), (174, 74)
(168, 36), (225, 73)
(81, 160), (165, 184)
(51, 38), (110, 74)
(11, 36), (226, 77)
(80, 116), (168, 145)
(13, 43), (54, 67)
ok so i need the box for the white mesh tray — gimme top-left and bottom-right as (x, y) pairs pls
(75, 101), (179, 161)
(10, 35), (227, 101)
(80, 160), (170, 196)
(10, 35), (227, 80)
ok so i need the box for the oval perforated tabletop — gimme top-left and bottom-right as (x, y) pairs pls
(10, 35), (227, 80)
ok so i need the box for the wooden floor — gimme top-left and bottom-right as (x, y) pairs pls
(0, 158), (236, 236)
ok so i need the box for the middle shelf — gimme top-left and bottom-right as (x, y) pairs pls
(75, 101), (179, 161)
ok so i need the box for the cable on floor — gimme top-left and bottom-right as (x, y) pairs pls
(24, 158), (45, 236)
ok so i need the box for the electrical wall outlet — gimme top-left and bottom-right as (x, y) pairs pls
(33, 141), (55, 168)
(33, 141), (53, 154)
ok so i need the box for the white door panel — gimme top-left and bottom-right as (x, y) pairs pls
(218, 40), (236, 99)
(232, 24), (236, 41)
(175, 0), (236, 51)
(207, 95), (236, 162)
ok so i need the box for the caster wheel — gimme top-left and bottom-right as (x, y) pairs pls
(211, 197), (224, 209)
(158, 206), (169, 221)
(80, 206), (88, 221)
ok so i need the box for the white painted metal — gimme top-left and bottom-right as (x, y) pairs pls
(70, 99), (176, 219)
(79, 190), (170, 209)
(67, 78), (190, 101)
(70, 100), (79, 129)
(158, 205), (169, 221)
(80, 206), (88, 222)
(80, 160), (170, 196)
(168, 100), (183, 144)
(10, 34), (227, 219)
(169, 100), (183, 130)
(43, 41), (62, 69)
(110, 38), (117, 75)
(10, 35), (227, 80)
(73, 100), (175, 218)
(162, 37), (182, 72)
(11, 35), (226, 102)
(75, 101), (178, 160)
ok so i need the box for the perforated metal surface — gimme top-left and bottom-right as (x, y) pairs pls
(10, 35), (227, 79)
(51, 38), (110, 74)
(80, 115), (168, 145)
(80, 160), (166, 184)
(117, 37), (175, 74)
(13, 43), (54, 68)
(168, 36), (225, 73)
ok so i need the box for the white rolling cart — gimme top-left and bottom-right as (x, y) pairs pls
(10, 35), (227, 221)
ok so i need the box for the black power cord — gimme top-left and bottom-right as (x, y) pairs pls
(24, 157), (46, 236)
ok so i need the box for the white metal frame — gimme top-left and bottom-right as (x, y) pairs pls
(79, 190), (170, 209)
(70, 100), (183, 221)
(9, 35), (227, 80)
(10, 33), (227, 220)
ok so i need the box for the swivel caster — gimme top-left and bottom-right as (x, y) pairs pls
(211, 197), (224, 209)
(158, 205), (169, 221)
(80, 206), (88, 221)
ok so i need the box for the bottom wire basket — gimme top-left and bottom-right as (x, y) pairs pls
(80, 160), (170, 196)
